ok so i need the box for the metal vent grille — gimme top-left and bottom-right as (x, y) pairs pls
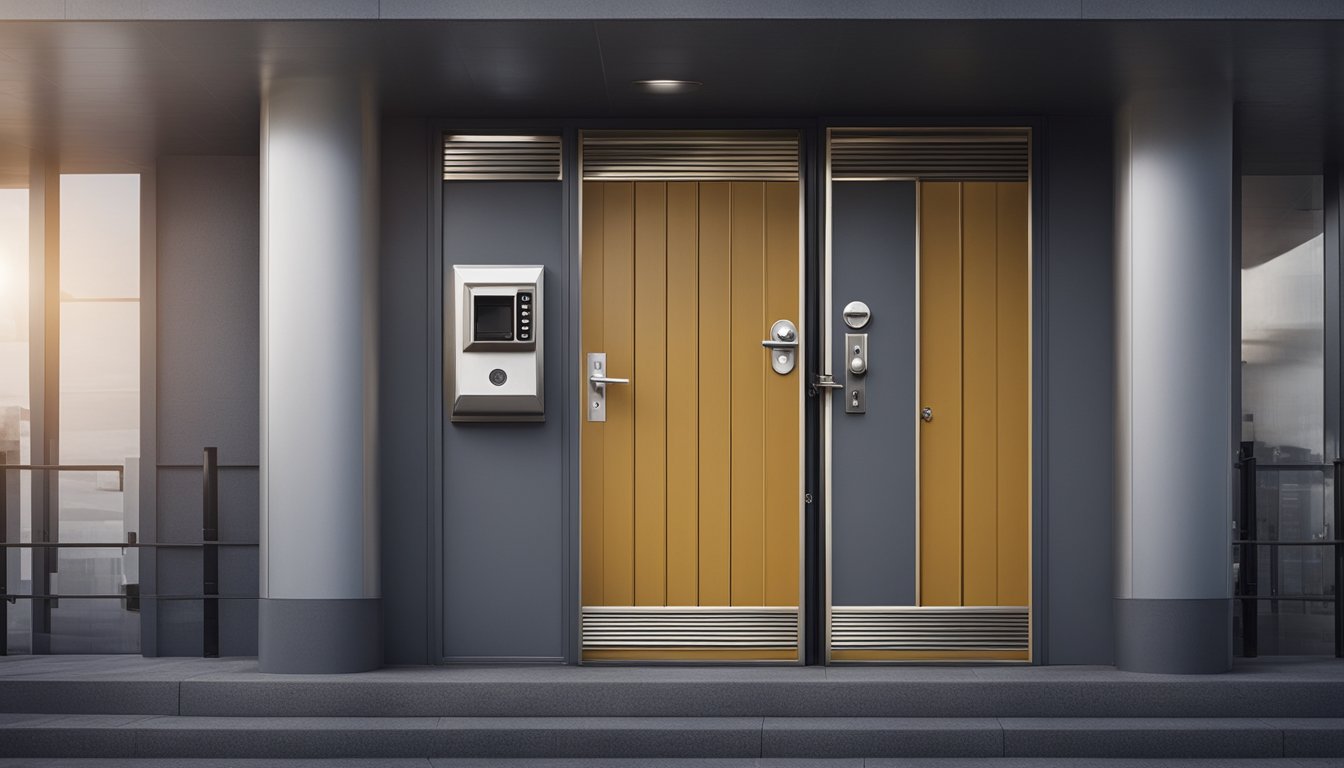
(582, 606), (799, 648)
(830, 129), (1030, 181)
(830, 606), (1029, 650)
(582, 132), (799, 181)
(442, 134), (562, 181)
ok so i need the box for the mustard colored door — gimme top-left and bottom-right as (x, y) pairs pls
(918, 180), (1030, 659)
(580, 181), (802, 662)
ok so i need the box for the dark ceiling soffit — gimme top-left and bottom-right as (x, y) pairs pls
(9, 0), (1344, 22)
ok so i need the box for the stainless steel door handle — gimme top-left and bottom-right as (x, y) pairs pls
(587, 352), (629, 422)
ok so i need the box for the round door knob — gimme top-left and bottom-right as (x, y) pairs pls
(849, 355), (866, 374)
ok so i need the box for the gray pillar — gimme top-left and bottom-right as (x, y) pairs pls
(1114, 89), (1235, 673)
(259, 74), (380, 673)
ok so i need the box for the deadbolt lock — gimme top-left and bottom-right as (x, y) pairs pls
(761, 319), (799, 375)
(844, 333), (867, 414)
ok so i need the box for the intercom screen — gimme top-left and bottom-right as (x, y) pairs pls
(473, 295), (515, 341)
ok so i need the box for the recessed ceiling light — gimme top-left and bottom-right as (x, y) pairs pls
(633, 79), (702, 94)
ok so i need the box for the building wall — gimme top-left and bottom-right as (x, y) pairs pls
(142, 120), (1115, 664)
(379, 117), (433, 665)
(152, 155), (261, 655)
(1043, 115), (1116, 664)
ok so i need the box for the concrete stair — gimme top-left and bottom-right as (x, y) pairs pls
(0, 715), (1340, 759)
(0, 657), (1340, 760)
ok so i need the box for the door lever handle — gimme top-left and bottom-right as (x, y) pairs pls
(589, 375), (630, 385)
(760, 338), (799, 349)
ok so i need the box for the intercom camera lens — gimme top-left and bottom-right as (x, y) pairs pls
(489, 368), (508, 386)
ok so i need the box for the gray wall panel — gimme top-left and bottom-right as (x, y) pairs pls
(441, 181), (566, 661)
(379, 117), (433, 665)
(1043, 115), (1116, 664)
(829, 180), (918, 607)
(156, 157), (260, 466)
(154, 156), (260, 656)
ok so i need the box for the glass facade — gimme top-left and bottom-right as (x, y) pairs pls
(1238, 174), (1336, 656)
(53, 175), (141, 653)
(0, 189), (32, 654)
(1, 176), (141, 655)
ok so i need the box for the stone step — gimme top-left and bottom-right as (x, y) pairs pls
(0, 715), (1340, 759)
(3, 667), (1339, 718)
(0, 760), (1341, 768)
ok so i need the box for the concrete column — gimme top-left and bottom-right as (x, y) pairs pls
(1114, 89), (1234, 673)
(259, 74), (380, 673)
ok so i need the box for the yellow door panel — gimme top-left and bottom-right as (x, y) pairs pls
(601, 181), (635, 606)
(633, 182), (668, 606)
(580, 182), (606, 608)
(905, 177), (1030, 662)
(918, 182), (965, 607)
(730, 181), (767, 607)
(665, 182), (700, 606)
(764, 181), (802, 607)
(961, 182), (1000, 606)
(581, 177), (801, 661)
(697, 181), (734, 607)
(995, 181), (1031, 606)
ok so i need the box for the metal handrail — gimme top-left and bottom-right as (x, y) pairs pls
(0, 542), (256, 548)
(1, 449), (239, 657)
(1234, 449), (1343, 659)
(0, 464), (125, 473)
(2, 594), (255, 600)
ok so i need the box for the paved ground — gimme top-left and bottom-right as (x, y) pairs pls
(0, 654), (1339, 684)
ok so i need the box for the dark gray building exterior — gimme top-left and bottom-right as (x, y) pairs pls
(0, 1), (1340, 684)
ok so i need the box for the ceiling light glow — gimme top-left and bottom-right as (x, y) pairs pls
(633, 79), (702, 94)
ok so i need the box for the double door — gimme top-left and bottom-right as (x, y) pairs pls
(577, 130), (1031, 663)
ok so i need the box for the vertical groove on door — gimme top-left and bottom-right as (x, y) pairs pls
(961, 181), (1000, 606)
(603, 182), (636, 605)
(730, 181), (767, 606)
(581, 181), (606, 606)
(698, 182), (733, 606)
(665, 182), (700, 605)
(919, 181), (964, 607)
(996, 181), (1030, 606)
(763, 181), (801, 606)
(634, 182), (668, 606)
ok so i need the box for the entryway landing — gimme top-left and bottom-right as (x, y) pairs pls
(0, 655), (1340, 719)
(0, 656), (1341, 760)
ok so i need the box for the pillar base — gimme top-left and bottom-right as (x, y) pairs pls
(1115, 598), (1231, 674)
(259, 598), (381, 673)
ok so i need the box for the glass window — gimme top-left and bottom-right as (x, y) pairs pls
(1238, 174), (1335, 656)
(52, 174), (141, 653)
(0, 189), (32, 653)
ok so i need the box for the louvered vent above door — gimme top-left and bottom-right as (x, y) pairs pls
(442, 134), (563, 181)
(581, 131), (799, 181)
(830, 128), (1029, 181)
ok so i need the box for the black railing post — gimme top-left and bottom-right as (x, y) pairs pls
(0, 456), (7, 656)
(1335, 458), (1343, 659)
(203, 447), (219, 658)
(1239, 442), (1258, 657)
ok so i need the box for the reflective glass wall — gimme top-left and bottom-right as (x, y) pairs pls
(1239, 174), (1336, 655)
(52, 175), (141, 653)
(0, 175), (141, 655)
(0, 189), (32, 654)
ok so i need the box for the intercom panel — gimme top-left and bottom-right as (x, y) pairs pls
(450, 265), (544, 421)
